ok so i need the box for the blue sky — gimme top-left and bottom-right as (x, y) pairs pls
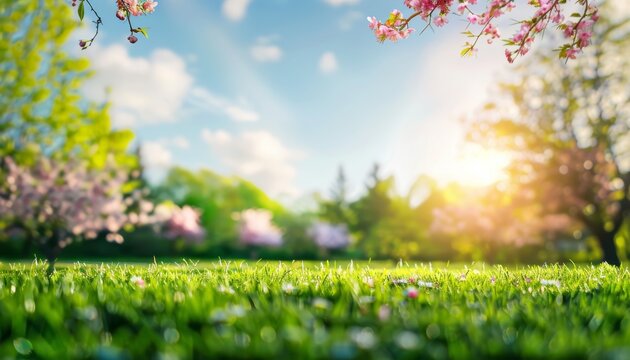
(75, 0), (519, 199)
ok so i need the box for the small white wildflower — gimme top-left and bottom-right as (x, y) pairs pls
(313, 297), (332, 310)
(540, 279), (561, 287)
(282, 283), (295, 294)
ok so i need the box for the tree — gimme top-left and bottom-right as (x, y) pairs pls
(1, 0), (134, 168)
(468, 8), (630, 265)
(319, 166), (354, 225)
(430, 184), (577, 262)
(0, 1), (158, 269)
(349, 164), (430, 259)
(369, 0), (599, 61)
(0, 158), (138, 272)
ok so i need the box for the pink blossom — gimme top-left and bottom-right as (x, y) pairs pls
(308, 222), (351, 250)
(457, 2), (468, 14)
(433, 16), (448, 27)
(130, 276), (146, 288)
(157, 204), (205, 243)
(234, 209), (283, 247)
(404, 287), (419, 299)
(142, 0), (158, 13)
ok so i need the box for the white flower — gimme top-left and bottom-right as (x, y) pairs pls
(282, 283), (295, 294)
(540, 279), (561, 287)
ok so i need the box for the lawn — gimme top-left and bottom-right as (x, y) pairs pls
(0, 261), (629, 359)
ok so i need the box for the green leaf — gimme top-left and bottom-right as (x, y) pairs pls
(138, 27), (149, 39)
(78, 1), (84, 21)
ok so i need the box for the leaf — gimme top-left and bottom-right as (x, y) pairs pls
(460, 46), (471, 57)
(138, 27), (149, 39)
(78, 1), (84, 21)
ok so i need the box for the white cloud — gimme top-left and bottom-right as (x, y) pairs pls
(339, 11), (362, 30)
(251, 44), (283, 62)
(172, 136), (190, 149)
(83, 45), (194, 127)
(156, 136), (190, 149)
(324, 0), (359, 6)
(318, 52), (338, 74)
(141, 141), (173, 169)
(190, 87), (260, 122)
(250, 36), (283, 63)
(222, 0), (251, 21)
(201, 129), (301, 196)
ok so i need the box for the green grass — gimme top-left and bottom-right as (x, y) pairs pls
(0, 261), (629, 359)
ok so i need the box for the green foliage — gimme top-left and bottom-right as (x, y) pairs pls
(344, 165), (434, 260)
(0, 262), (628, 358)
(152, 167), (286, 249)
(0, 0), (134, 168)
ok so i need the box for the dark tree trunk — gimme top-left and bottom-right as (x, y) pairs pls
(39, 231), (63, 276)
(595, 231), (621, 267)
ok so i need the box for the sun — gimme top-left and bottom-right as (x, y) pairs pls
(438, 145), (511, 187)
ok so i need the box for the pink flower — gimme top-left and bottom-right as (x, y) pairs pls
(404, 287), (419, 299)
(505, 49), (514, 63)
(466, 14), (478, 24)
(131, 276), (146, 288)
(433, 16), (448, 27)
(123, 0), (141, 16)
(143, 0), (158, 13)
(367, 16), (379, 30)
(457, 2), (468, 14)
(565, 48), (580, 59)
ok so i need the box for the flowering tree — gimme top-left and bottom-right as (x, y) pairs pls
(0, 157), (143, 270)
(308, 222), (351, 250)
(153, 203), (206, 244)
(234, 209), (283, 248)
(430, 189), (577, 260)
(467, 8), (630, 265)
(368, 0), (599, 62)
(0, 157), (207, 269)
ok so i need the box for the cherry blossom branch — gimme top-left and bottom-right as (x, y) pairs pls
(367, 0), (600, 62)
(75, 0), (102, 49)
(73, 0), (157, 48)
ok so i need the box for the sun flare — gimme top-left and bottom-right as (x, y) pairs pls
(439, 145), (511, 187)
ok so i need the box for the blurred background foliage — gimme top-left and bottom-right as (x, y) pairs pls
(0, 0), (628, 264)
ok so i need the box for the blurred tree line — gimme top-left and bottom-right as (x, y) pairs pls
(0, 0), (628, 264)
